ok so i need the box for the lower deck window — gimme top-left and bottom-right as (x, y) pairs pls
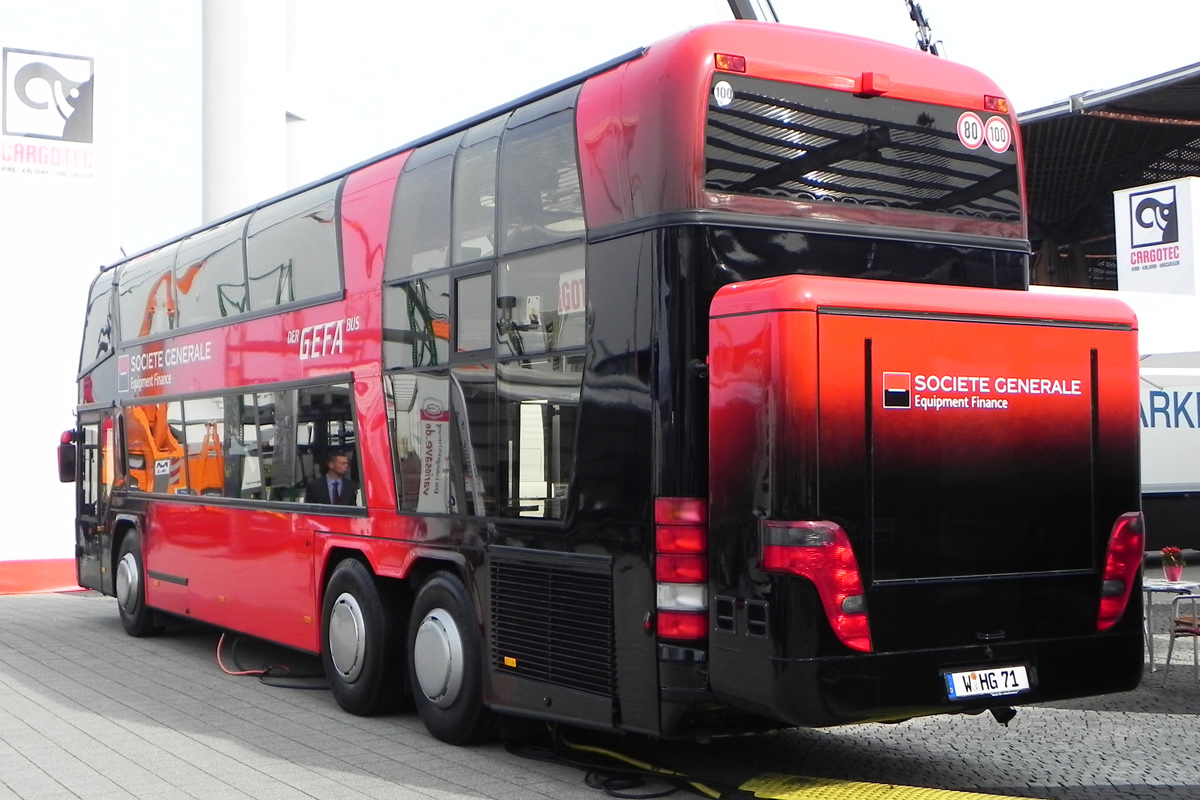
(120, 382), (360, 504)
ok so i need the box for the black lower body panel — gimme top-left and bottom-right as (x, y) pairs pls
(710, 627), (1143, 728)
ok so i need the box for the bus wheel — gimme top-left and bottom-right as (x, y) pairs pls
(321, 558), (409, 716)
(115, 530), (162, 637)
(409, 571), (497, 745)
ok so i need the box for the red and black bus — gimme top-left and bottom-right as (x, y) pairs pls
(59, 21), (1144, 744)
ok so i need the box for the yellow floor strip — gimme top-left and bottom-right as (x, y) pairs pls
(741, 774), (1005, 799)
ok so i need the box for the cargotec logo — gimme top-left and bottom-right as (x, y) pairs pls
(2, 48), (93, 142)
(882, 372), (911, 408)
(1130, 185), (1178, 249)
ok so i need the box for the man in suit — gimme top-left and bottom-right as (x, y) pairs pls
(304, 451), (360, 505)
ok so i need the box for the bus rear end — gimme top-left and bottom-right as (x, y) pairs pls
(707, 276), (1143, 726)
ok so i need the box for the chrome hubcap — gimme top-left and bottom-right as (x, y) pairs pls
(413, 608), (463, 708)
(115, 552), (139, 612)
(328, 592), (367, 682)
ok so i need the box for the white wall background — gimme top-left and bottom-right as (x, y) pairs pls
(0, 1), (201, 563)
(3, 0), (1198, 563)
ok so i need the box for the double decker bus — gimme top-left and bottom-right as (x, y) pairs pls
(59, 21), (1145, 745)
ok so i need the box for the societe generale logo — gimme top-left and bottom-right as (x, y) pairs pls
(882, 371), (911, 409)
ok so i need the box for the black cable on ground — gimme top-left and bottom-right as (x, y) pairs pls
(216, 632), (329, 690)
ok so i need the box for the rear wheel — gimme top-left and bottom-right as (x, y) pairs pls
(115, 529), (162, 637)
(321, 558), (409, 715)
(409, 570), (497, 744)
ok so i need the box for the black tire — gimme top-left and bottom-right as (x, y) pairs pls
(321, 558), (409, 716)
(408, 570), (497, 745)
(115, 529), (162, 637)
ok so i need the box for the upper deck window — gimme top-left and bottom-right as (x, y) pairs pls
(80, 270), (116, 371)
(117, 246), (179, 342)
(498, 88), (584, 254)
(174, 215), (249, 328)
(246, 180), (343, 310)
(386, 134), (462, 279)
(705, 74), (1021, 223)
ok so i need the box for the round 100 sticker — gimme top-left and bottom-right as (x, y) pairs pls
(984, 115), (1011, 153)
(957, 112), (984, 150)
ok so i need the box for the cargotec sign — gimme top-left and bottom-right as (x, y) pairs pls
(1115, 177), (1198, 295)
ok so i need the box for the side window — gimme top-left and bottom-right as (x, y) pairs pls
(180, 397), (226, 496)
(123, 402), (187, 494)
(246, 181), (342, 311)
(386, 370), (493, 515)
(254, 388), (301, 502)
(498, 92), (584, 255)
(385, 134), (461, 280)
(116, 246), (179, 341)
(453, 116), (506, 265)
(456, 272), (492, 353)
(383, 275), (450, 369)
(80, 271), (115, 371)
(175, 216), (250, 327)
(497, 357), (582, 519)
(497, 244), (585, 356)
(79, 418), (102, 515)
(224, 393), (262, 500)
(297, 384), (360, 506)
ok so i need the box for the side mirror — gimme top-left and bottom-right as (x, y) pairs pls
(58, 430), (77, 483)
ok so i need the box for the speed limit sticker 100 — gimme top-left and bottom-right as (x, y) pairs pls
(957, 112), (1011, 153)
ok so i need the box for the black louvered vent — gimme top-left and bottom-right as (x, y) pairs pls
(490, 550), (616, 698)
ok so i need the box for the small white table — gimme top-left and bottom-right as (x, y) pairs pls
(1144, 577), (1200, 670)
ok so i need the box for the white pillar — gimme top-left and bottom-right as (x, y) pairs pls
(202, 0), (287, 221)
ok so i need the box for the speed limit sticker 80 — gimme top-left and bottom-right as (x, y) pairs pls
(958, 111), (1010, 153)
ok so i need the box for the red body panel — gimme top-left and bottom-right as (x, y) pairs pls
(135, 154), (407, 650)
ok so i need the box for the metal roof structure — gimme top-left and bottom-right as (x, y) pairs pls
(1019, 63), (1200, 287)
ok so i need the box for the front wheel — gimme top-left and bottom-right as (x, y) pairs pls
(115, 529), (162, 637)
(321, 558), (409, 715)
(409, 571), (496, 744)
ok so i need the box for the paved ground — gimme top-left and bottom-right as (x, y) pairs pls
(1, 570), (1199, 800)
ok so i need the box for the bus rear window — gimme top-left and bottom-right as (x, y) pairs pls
(709, 227), (1027, 290)
(705, 74), (1021, 223)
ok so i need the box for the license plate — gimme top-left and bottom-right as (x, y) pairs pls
(944, 665), (1030, 700)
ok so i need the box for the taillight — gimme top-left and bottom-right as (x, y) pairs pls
(1097, 512), (1144, 631)
(760, 520), (872, 652)
(655, 497), (707, 642)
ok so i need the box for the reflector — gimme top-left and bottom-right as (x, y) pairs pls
(984, 95), (1010, 113)
(714, 53), (747, 73)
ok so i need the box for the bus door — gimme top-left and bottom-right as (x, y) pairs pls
(75, 409), (117, 594)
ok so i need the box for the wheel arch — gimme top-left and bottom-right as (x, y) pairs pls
(109, 514), (142, 596)
(316, 543), (471, 612)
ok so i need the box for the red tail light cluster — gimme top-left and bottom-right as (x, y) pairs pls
(654, 497), (708, 641)
(760, 520), (872, 652)
(1097, 512), (1145, 631)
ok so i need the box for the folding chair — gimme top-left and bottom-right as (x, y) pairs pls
(1162, 594), (1200, 685)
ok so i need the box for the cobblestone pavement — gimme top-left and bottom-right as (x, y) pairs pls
(1, 571), (1197, 800)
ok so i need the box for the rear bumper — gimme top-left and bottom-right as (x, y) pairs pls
(710, 627), (1143, 728)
